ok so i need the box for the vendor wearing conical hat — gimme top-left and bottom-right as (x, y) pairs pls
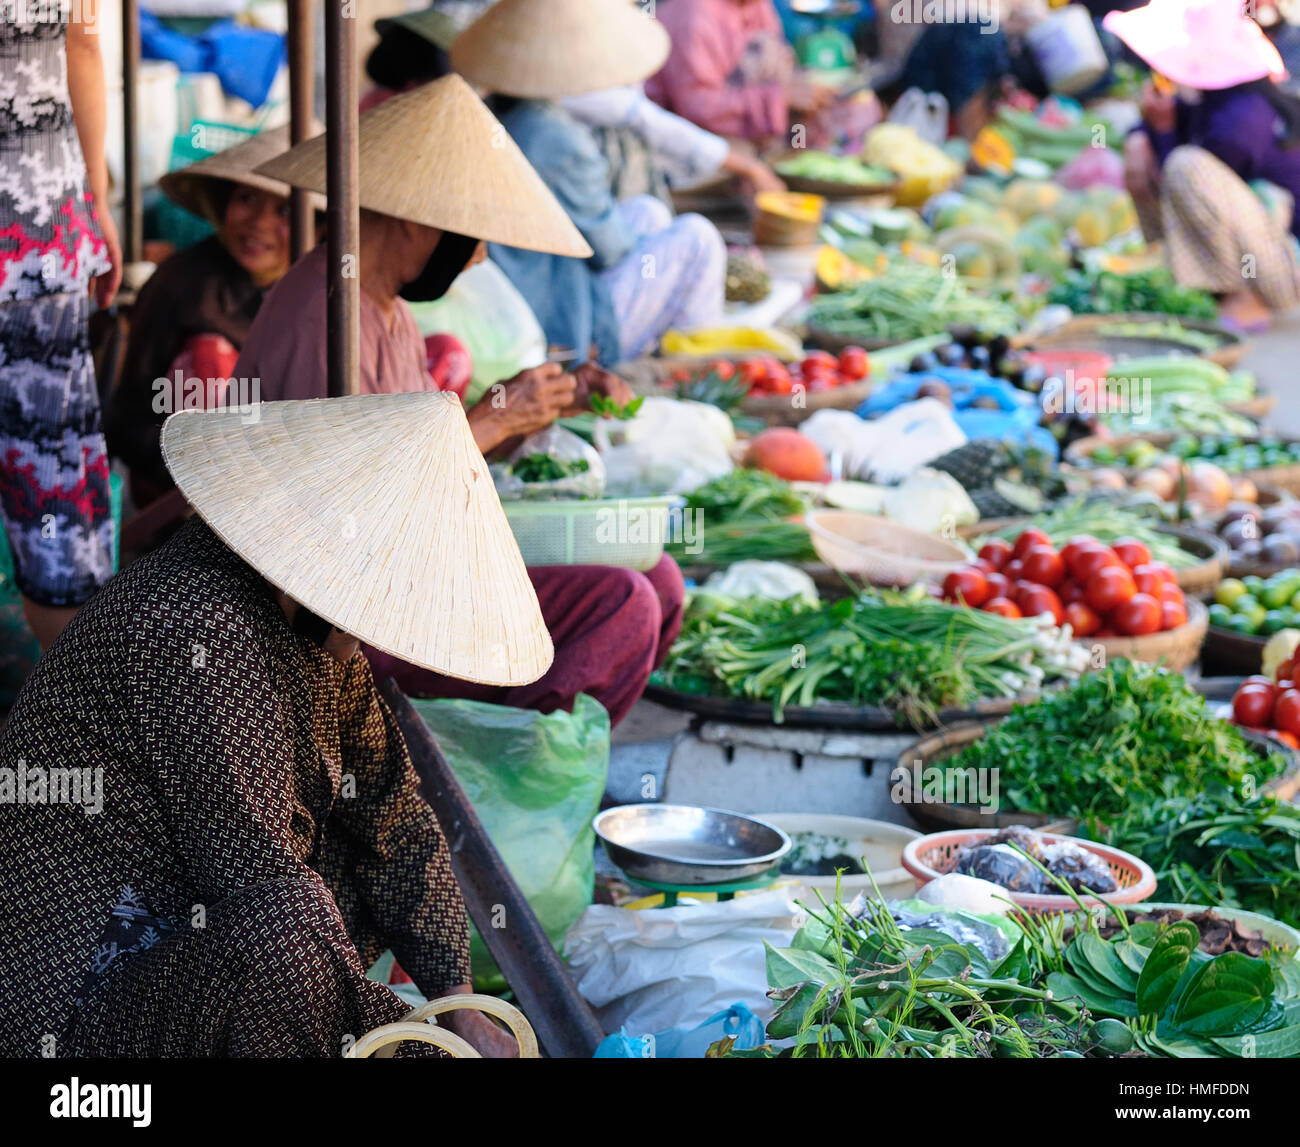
(240, 72), (687, 731)
(449, 0), (728, 362)
(106, 125), (325, 509)
(1109, 0), (1300, 331)
(0, 392), (543, 1057)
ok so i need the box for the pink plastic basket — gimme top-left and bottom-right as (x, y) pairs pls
(901, 828), (1157, 913)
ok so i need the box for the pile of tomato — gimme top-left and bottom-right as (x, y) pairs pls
(673, 348), (871, 397)
(939, 529), (1191, 637)
(1230, 664), (1300, 749)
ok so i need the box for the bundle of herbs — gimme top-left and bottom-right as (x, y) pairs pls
(655, 589), (1086, 725)
(667, 469), (817, 567)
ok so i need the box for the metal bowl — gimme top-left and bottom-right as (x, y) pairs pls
(593, 804), (791, 886)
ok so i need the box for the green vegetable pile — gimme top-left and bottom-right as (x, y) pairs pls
(587, 393), (644, 420)
(666, 469), (817, 568)
(655, 588), (1084, 725)
(721, 882), (1300, 1058)
(509, 453), (591, 483)
(945, 661), (1300, 924)
(978, 498), (1198, 569)
(948, 661), (1283, 827)
(775, 150), (895, 185)
(1047, 268), (1217, 318)
(806, 261), (1019, 343)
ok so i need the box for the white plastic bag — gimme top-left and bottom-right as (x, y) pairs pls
(887, 87), (950, 147)
(595, 396), (735, 496)
(407, 259), (547, 405)
(492, 425), (607, 500)
(562, 889), (803, 1036)
(801, 399), (967, 484)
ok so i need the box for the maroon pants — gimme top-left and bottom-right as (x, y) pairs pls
(365, 555), (684, 727)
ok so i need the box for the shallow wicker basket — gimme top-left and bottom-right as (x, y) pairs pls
(805, 509), (967, 585)
(1081, 597), (1208, 673)
(901, 828), (1158, 913)
(1066, 432), (1300, 498)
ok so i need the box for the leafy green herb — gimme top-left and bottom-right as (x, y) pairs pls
(588, 393), (644, 420)
(509, 453), (591, 483)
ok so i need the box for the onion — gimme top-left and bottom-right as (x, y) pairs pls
(1133, 466), (1176, 500)
(1231, 476), (1259, 503)
(1088, 466), (1127, 491)
(1188, 460), (1233, 511)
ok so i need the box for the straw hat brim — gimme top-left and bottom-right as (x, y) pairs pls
(450, 0), (671, 100)
(253, 75), (591, 258)
(160, 125), (327, 222)
(160, 393), (554, 686)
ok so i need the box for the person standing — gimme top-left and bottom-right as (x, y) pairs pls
(0, 0), (121, 649)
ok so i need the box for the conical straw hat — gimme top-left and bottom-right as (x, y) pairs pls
(450, 0), (670, 99)
(159, 124), (326, 222)
(160, 392), (554, 686)
(254, 74), (591, 257)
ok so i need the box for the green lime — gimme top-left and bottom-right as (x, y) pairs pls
(1228, 614), (1259, 634)
(1091, 445), (1116, 465)
(1263, 581), (1297, 609)
(1215, 578), (1248, 607)
(1209, 603), (1233, 627)
(1263, 610), (1290, 635)
(1242, 576), (1265, 594)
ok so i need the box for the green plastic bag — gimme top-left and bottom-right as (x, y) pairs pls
(410, 693), (610, 990)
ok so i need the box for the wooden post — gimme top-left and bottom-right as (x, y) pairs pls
(121, 0), (142, 264)
(324, 0), (359, 398)
(287, 0), (316, 263)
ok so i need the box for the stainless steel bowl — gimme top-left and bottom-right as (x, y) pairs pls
(593, 804), (792, 886)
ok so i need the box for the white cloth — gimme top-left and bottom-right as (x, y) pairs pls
(561, 84), (731, 188)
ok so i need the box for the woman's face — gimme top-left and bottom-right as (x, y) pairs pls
(222, 186), (292, 281)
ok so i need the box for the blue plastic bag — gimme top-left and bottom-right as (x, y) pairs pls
(594, 1003), (766, 1059)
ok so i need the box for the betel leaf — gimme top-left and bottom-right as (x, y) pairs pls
(1213, 1023), (1300, 1059)
(1077, 933), (1140, 994)
(1115, 939), (1151, 978)
(1136, 922), (1199, 1016)
(767, 981), (830, 1039)
(764, 941), (840, 990)
(1170, 953), (1274, 1037)
(1046, 971), (1138, 1018)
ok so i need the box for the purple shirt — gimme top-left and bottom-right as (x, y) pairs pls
(1146, 86), (1300, 238)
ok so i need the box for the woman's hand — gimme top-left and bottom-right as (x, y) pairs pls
(725, 150), (786, 196)
(465, 363), (577, 454)
(91, 197), (123, 308)
(445, 1008), (520, 1058)
(1123, 131), (1161, 203)
(1138, 81), (1176, 134)
(787, 77), (834, 116)
(572, 361), (634, 412)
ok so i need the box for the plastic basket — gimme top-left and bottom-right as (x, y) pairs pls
(502, 496), (676, 571)
(901, 828), (1157, 913)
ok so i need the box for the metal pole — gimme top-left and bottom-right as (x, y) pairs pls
(380, 680), (606, 1060)
(121, 0), (142, 264)
(287, 0), (315, 263)
(324, 0), (359, 398)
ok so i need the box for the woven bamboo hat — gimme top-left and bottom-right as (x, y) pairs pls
(254, 74), (591, 257)
(159, 124), (326, 222)
(450, 0), (670, 99)
(160, 392), (554, 686)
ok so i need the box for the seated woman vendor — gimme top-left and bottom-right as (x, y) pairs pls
(1110, 0), (1300, 331)
(450, 0), (730, 362)
(105, 126), (322, 507)
(237, 75), (685, 728)
(0, 390), (532, 1057)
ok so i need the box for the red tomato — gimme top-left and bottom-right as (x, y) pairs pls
(982, 596), (1022, 618)
(1112, 537), (1153, 570)
(978, 538), (1013, 570)
(942, 566), (990, 607)
(1144, 561), (1177, 586)
(837, 346), (870, 381)
(1003, 558), (1025, 582)
(1020, 544), (1066, 588)
(739, 359), (768, 386)
(1072, 546), (1122, 582)
(1278, 679), (1295, 692)
(984, 571), (1011, 600)
(1276, 658), (1297, 684)
(1160, 582), (1186, 606)
(709, 359), (737, 381)
(1065, 601), (1102, 636)
(1114, 592), (1162, 636)
(1095, 627), (1118, 638)
(1130, 565), (1166, 596)
(1086, 566), (1137, 614)
(805, 375), (834, 393)
(764, 361), (793, 395)
(1244, 675), (1277, 692)
(971, 557), (996, 575)
(1059, 536), (1101, 572)
(1013, 528), (1052, 560)
(1019, 585), (1064, 624)
(1273, 689), (1300, 738)
(1057, 579), (1086, 606)
(1160, 600), (1189, 631)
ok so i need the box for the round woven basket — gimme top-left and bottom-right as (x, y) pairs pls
(805, 509), (968, 585)
(1013, 312), (1249, 369)
(803, 323), (910, 354)
(771, 151), (901, 202)
(901, 828), (1158, 913)
(1080, 597), (1208, 673)
(1066, 432), (1300, 498)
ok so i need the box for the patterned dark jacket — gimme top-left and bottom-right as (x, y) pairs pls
(0, 518), (470, 1056)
